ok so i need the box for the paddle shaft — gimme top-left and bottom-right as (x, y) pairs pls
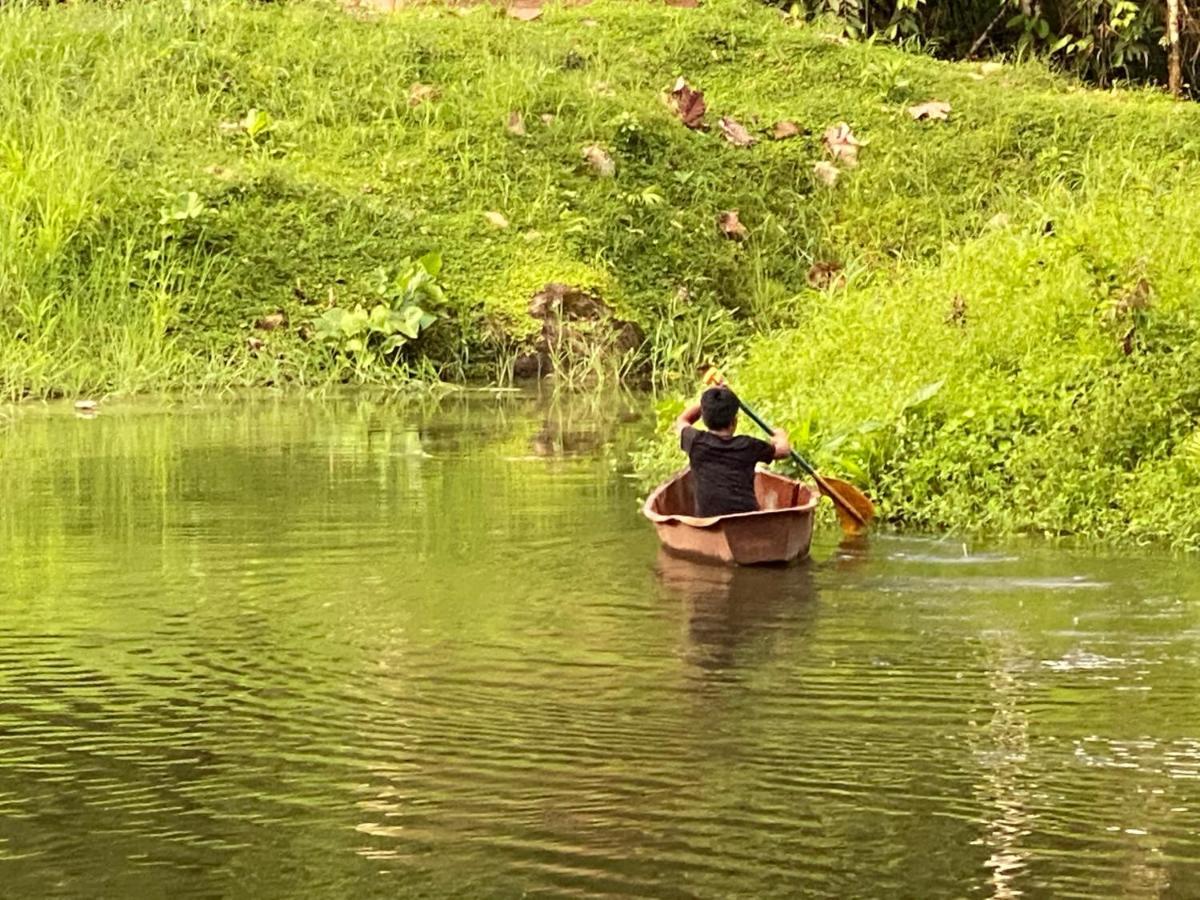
(734, 399), (868, 529)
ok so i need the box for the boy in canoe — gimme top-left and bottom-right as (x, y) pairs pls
(673, 386), (791, 518)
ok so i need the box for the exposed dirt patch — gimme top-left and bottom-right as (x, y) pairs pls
(514, 283), (644, 379)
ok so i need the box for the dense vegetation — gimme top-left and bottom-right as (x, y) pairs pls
(2, 0), (893, 396)
(5, 0), (1200, 546)
(792, 1), (1195, 95)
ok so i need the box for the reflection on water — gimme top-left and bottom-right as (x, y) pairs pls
(655, 550), (816, 673)
(3, 394), (1200, 898)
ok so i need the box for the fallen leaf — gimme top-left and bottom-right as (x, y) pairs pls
(255, 312), (287, 331)
(506, 5), (542, 21)
(540, 113), (557, 125)
(807, 261), (845, 291)
(582, 144), (615, 177)
(408, 83), (438, 107)
(813, 161), (840, 187)
(581, 18), (599, 27)
(908, 100), (951, 121)
(719, 116), (756, 148)
(1111, 278), (1153, 319)
(947, 295), (967, 327)
(506, 111), (526, 136)
(1121, 325), (1136, 356)
(771, 120), (800, 140)
(718, 210), (748, 240)
(822, 122), (862, 167)
(670, 77), (707, 130)
(484, 211), (510, 229)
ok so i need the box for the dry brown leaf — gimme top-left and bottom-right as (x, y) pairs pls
(719, 116), (756, 148)
(718, 210), (748, 240)
(670, 77), (707, 130)
(771, 121), (800, 140)
(255, 312), (287, 331)
(1111, 278), (1153, 319)
(822, 122), (861, 167)
(807, 261), (845, 291)
(1121, 325), (1136, 356)
(582, 144), (615, 177)
(408, 83), (438, 107)
(506, 111), (526, 136)
(947, 295), (967, 327)
(484, 211), (510, 229)
(813, 161), (840, 187)
(908, 100), (951, 121)
(506, 5), (542, 21)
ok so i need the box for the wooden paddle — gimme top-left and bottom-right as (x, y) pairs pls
(703, 369), (875, 535)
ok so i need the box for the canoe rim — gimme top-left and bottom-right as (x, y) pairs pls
(642, 468), (820, 529)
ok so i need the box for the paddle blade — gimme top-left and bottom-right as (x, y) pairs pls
(820, 476), (876, 535)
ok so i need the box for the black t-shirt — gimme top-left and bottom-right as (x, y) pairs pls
(680, 426), (775, 517)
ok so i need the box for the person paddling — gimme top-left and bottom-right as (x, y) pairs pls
(673, 386), (791, 518)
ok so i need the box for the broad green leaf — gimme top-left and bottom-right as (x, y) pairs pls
(380, 334), (407, 354)
(340, 307), (369, 338)
(397, 305), (425, 339)
(902, 379), (945, 411)
(419, 251), (443, 277)
(314, 307), (348, 338)
(368, 303), (392, 333)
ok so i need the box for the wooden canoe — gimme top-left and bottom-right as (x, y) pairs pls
(642, 468), (819, 566)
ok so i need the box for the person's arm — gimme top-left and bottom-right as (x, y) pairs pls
(673, 401), (703, 435)
(770, 427), (791, 461)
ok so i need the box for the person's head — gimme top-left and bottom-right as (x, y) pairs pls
(700, 386), (739, 431)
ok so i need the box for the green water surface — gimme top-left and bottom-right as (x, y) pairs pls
(1, 394), (1198, 898)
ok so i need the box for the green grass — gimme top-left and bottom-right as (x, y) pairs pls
(0, 0), (1126, 400)
(7, 0), (1200, 545)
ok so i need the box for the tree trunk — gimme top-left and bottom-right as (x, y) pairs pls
(1167, 0), (1184, 98)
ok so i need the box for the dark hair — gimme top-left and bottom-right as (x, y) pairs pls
(700, 386), (739, 431)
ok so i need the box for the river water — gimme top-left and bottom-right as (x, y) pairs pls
(1, 393), (1199, 897)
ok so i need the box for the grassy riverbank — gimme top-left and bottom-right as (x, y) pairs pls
(6, 0), (1200, 545)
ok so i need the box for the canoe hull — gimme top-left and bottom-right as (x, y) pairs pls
(643, 469), (819, 566)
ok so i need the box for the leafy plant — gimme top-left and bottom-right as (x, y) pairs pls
(240, 107), (272, 145)
(312, 254), (442, 373)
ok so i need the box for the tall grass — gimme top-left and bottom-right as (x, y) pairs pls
(635, 56), (1200, 546)
(9, 0), (1179, 400)
(8, 0), (1200, 548)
